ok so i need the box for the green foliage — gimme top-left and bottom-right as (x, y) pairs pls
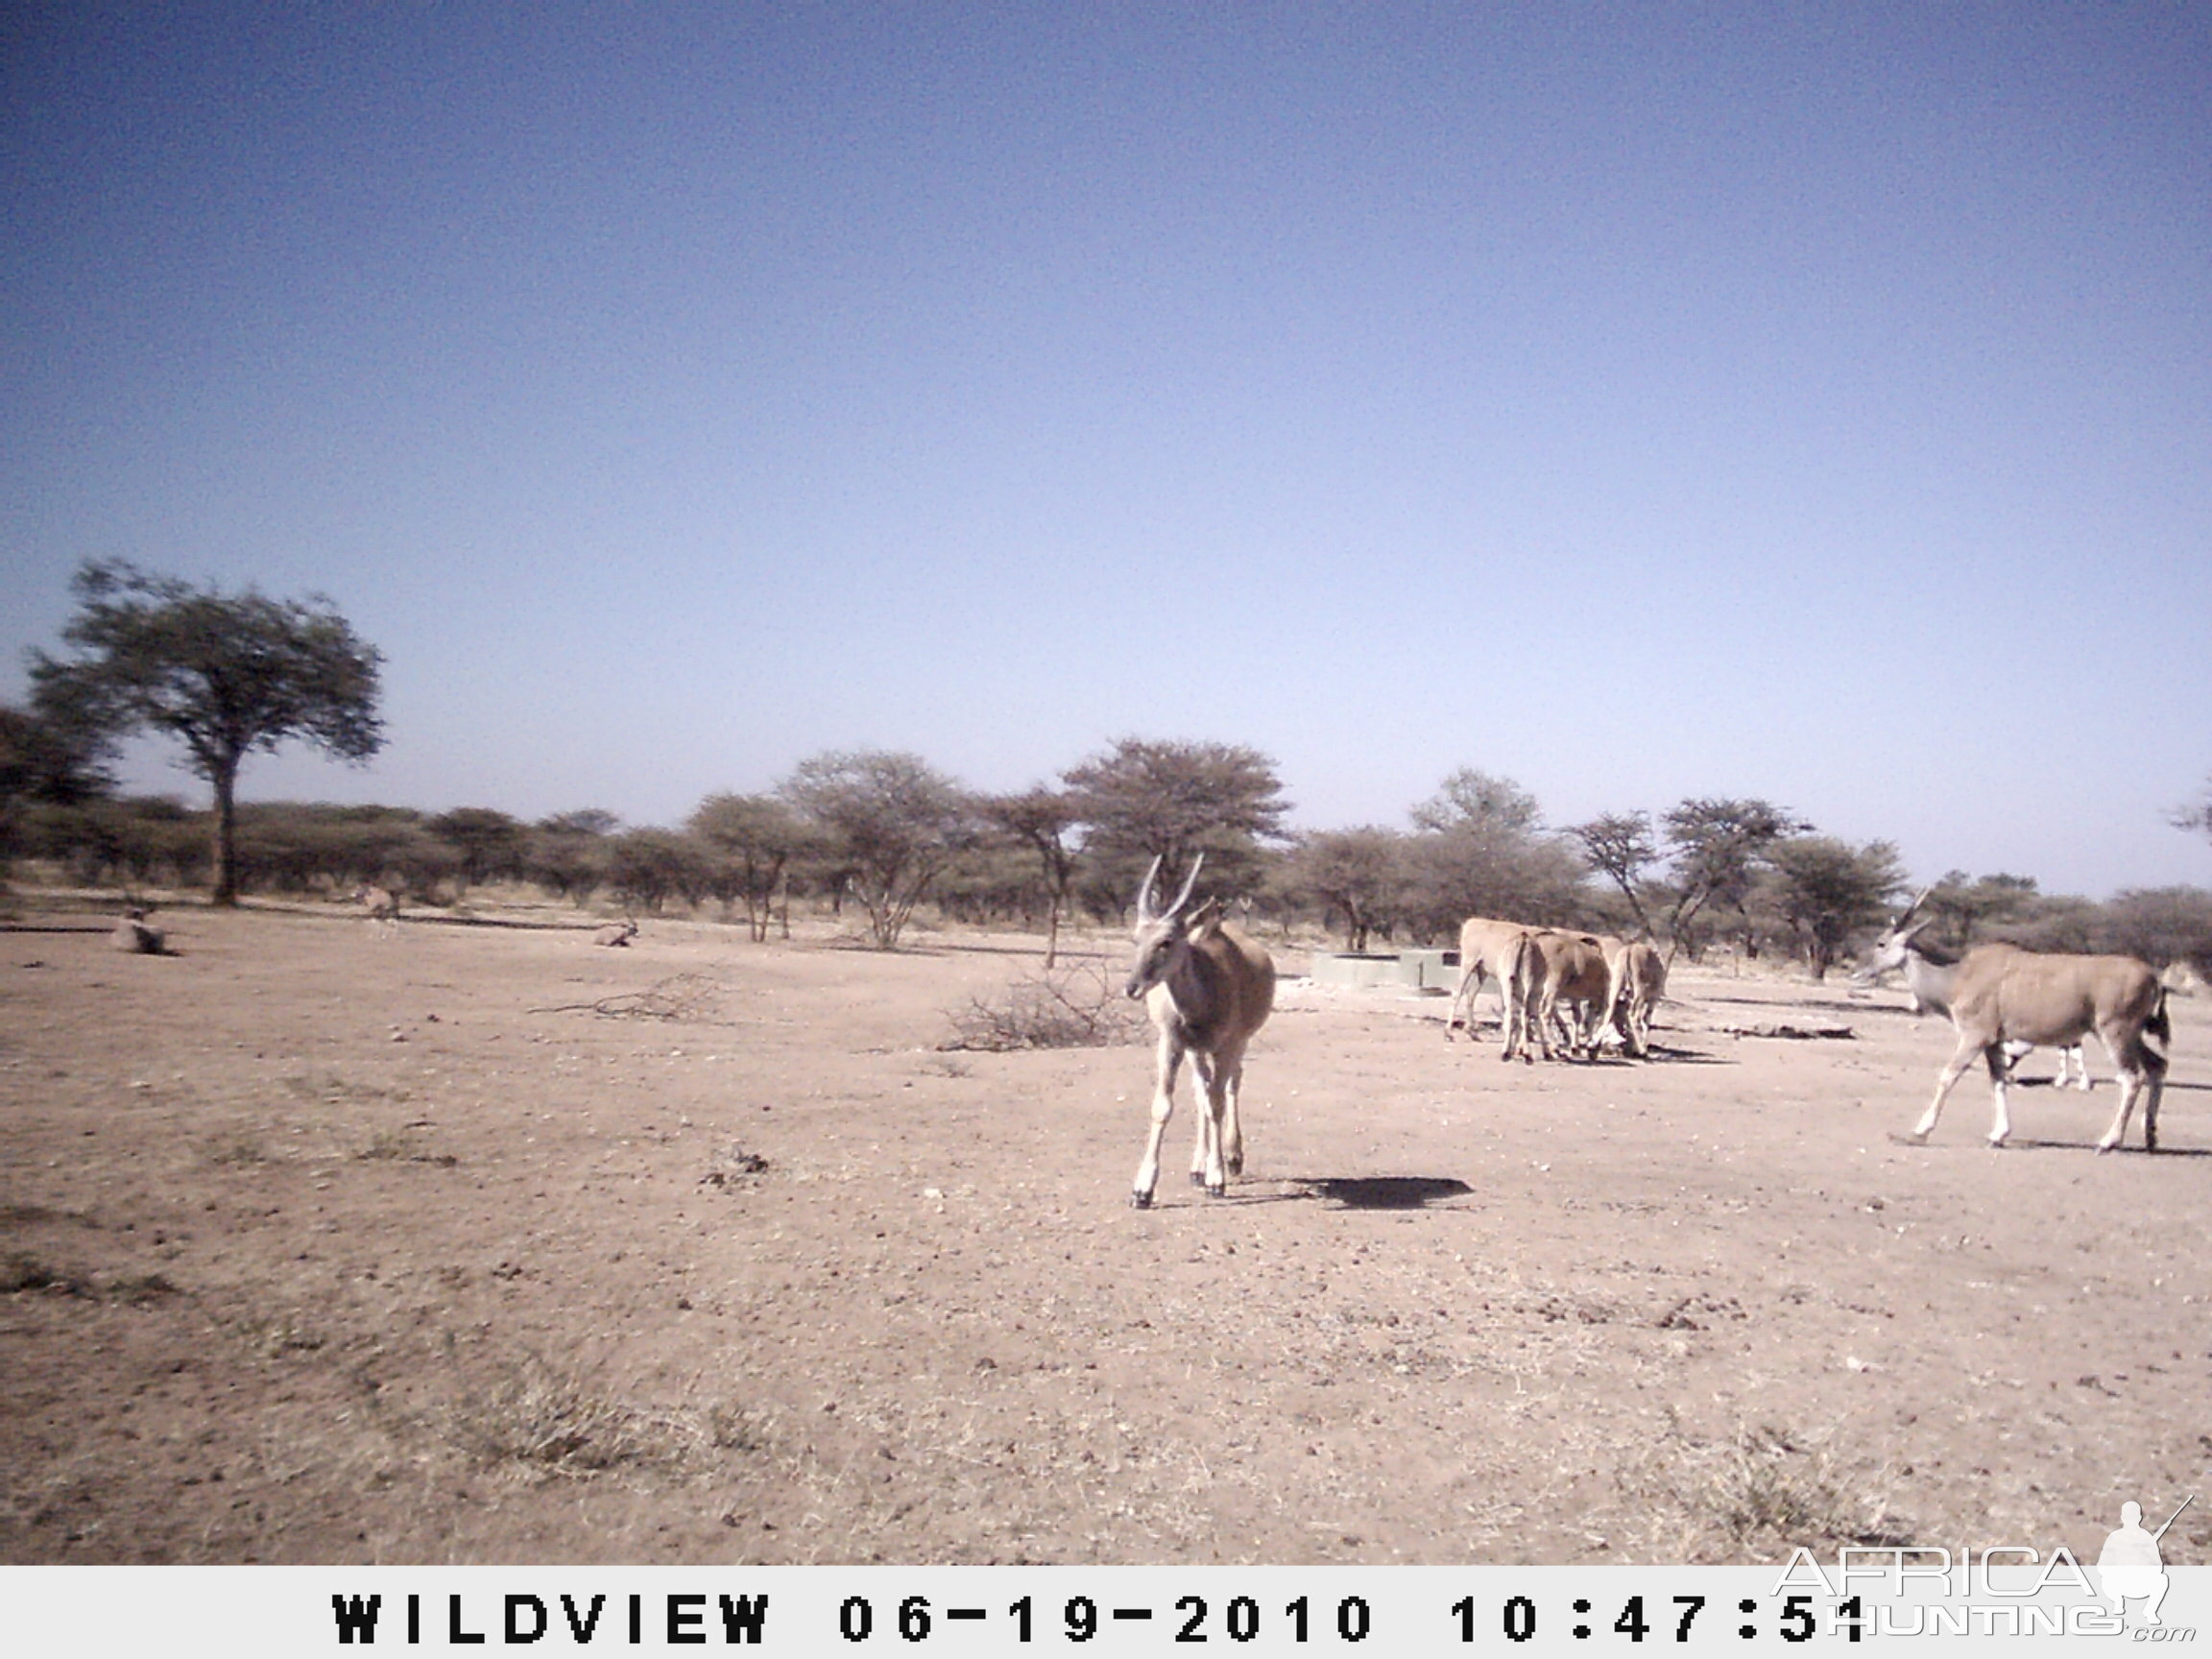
(427, 806), (528, 891)
(1410, 767), (1541, 835)
(1279, 826), (1406, 950)
(688, 793), (813, 941)
(1660, 798), (1809, 959)
(1767, 836), (1906, 978)
(527, 810), (617, 907)
(1570, 810), (1661, 938)
(2099, 887), (2212, 972)
(605, 828), (708, 915)
(1062, 736), (1289, 898)
(780, 750), (974, 949)
(30, 561), (384, 903)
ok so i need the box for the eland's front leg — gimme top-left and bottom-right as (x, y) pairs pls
(1187, 1052), (1228, 1194)
(1132, 1032), (1184, 1209)
(1910, 1039), (1982, 1142)
(1186, 1050), (1210, 1186)
(1217, 1044), (1247, 1179)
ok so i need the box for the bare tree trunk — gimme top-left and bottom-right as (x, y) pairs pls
(209, 757), (241, 906)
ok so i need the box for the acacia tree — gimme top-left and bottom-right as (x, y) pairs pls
(1280, 826), (1405, 950)
(605, 827), (705, 914)
(781, 750), (974, 949)
(1923, 869), (2041, 943)
(1062, 737), (1290, 901)
(0, 700), (115, 869)
(427, 806), (528, 895)
(1569, 810), (1660, 940)
(1767, 835), (1905, 979)
(1394, 767), (1590, 940)
(1658, 798), (1807, 961)
(984, 786), (1082, 967)
(527, 809), (618, 907)
(689, 792), (811, 942)
(30, 562), (383, 905)
(1410, 768), (1541, 835)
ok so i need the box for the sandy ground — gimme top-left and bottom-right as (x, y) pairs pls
(3, 899), (2208, 1567)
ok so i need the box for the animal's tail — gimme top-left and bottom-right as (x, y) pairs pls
(2148, 985), (2172, 1050)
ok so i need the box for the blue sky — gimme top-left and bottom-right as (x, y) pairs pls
(5, 3), (2208, 898)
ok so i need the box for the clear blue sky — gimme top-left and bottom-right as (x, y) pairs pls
(6, 4), (2208, 898)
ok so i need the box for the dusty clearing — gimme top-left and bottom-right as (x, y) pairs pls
(3, 902), (2209, 1566)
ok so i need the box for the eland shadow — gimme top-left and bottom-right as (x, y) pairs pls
(1291, 1175), (1475, 1211)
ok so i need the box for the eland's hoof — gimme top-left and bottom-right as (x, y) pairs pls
(1204, 1181), (1225, 1198)
(1130, 1190), (1154, 1210)
(1189, 1170), (1206, 1187)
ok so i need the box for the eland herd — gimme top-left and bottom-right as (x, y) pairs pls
(1119, 866), (2179, 1208)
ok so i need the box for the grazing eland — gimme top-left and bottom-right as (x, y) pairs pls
(1502, 929), (1614, 1061)
(1602, 939), (1667, 1057)
(1864, 896), (2169, 1151)
(1123, 854), (1275, 1208)
(1444, 917), (1535, 1050)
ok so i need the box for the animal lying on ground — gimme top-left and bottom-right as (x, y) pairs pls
(109, 905), (165, 954)
(353, 885), (400, 932)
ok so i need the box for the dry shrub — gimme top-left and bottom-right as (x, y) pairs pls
(942, 961), (1150, 1052)
(0, 1252), (178, 1304)
(1623, 1420), (1911, 1561)
(439, 1351), (747, 1479)
(532, 972), (731, 1022)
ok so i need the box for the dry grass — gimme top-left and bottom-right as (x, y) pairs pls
(1621, 1418), (1912, 1561)
(436, 1350), (756, 1479)
(0, 1251), (179, 1305)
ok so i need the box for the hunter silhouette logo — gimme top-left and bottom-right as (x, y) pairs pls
(2099, 1495), (2194, 1627)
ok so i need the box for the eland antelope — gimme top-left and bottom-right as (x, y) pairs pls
(1501, 929), (1615, 1061)
(109, 905), (165, 954)
(1602, 939), (1667, 1057)
(353, 885), (400, 933)
(1123, 854), (1275, 1208)
(1444, 917), (1534, 1050)
(1865, 897), (2169, 1151)
(1855, 926), (2092, 1089)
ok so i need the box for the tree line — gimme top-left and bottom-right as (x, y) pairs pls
(7, 561), (2212, 975)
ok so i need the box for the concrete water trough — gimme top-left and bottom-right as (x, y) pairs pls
(1308, 948), (1460, 992)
